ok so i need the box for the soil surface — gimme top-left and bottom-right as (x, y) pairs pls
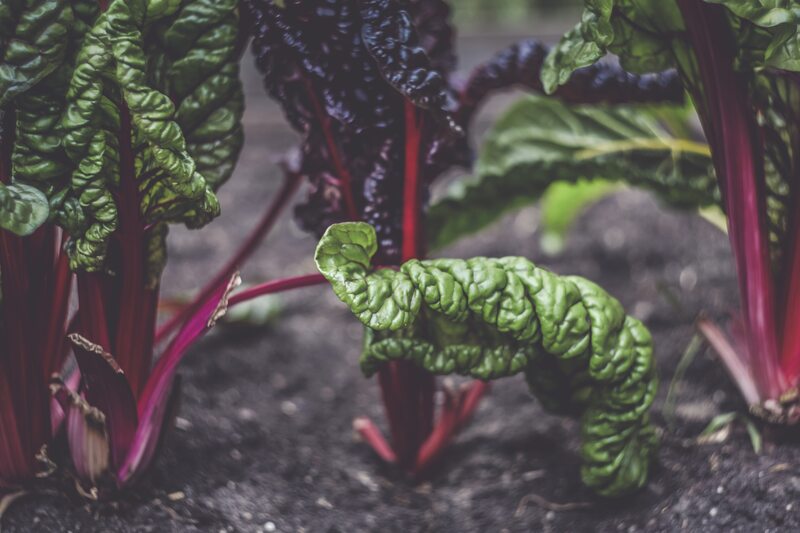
(6, 27), (800, 533)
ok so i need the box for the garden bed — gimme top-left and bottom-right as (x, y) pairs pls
(7, 188), (799, 532)
(5, 31), (800, 532)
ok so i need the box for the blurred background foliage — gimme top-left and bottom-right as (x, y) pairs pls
(452, 0), (582, 26)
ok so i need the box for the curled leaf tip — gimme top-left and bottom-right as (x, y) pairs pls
(67, 333), (124, 375)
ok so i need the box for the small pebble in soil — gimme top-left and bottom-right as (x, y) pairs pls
(281, 400), (298, 416)
(354, 470), (378, 492)
(522, 470), (545, 481)
(175, 417), (192, 430)
(415, 483), (432, 494)
(263, 521), (276, 532)
(679, 266), (698, 291)
(237, 407), (257, 421)
(709, 507), (718, 517)
(271, 373), (287, 391)
(167, 491), (185, 501)
(316, 497), (333, 510)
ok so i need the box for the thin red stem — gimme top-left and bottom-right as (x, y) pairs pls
(155, 171), (303, 343)
(376, 363), (407, 463)
(402, 101), (422, 262)
(414, 387), (461, 476)
(76, 272), (111, 352)
(413, 380), (490, 474)
(373, 101), (441, 471)
(353, 417), (397, 464)
(113, 105), (153, 396)
(40, 233), (72, 378)
(303, 79), (358, 221)
(456, 380), (490, 426)
(780, 200), (800, 382)
(228, 273), (326, 307)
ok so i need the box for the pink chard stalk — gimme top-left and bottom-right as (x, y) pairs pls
(0, 111), (72, 493)
(544, 0), (800, 419)
(678, 1), (800, 420)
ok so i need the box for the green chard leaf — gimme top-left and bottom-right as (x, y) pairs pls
(317, 222), (659, 497)
(2, 1), (97, 236)
(707, 0), (800, 71)
(150, 0), (244, 190)
(427, 95), (717, 250)
(61, 0), (220, 270)
(542, 0), (691, 94)
(539, 180), (620, 255)
(543, 0), (800, 93)
(0, 0), (73, 106)
(0, 181), (49, 235)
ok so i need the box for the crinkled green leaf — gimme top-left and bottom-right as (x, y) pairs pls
(706, 0), (799, 27)
(61, 0), (219, 271)
(542, 0), (687, 94)
(540, 16), (608, 94)
(0, 0), (73, 106)
(6, 1), (98, 235)
(544, 0), (800, 94)
(0, 181), (48, 235)
(707, 0), (800, 69)
(153, 0), (244, 190)
(316, 222), (658, 497)
(706, 0), (800, 71)
(145, 0), (182, 23)
(427, 96), (717, 250)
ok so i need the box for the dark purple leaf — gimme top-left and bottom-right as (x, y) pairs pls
(457, 39), (684, 124)
(407, 0), (456, 75)
(359, 0), (454, 116)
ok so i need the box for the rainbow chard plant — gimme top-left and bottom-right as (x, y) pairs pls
(224, 0), (686, 491)
(1, 0), (246, 498)
(0, 0), (94, 494)
(543, 0), (800, 422)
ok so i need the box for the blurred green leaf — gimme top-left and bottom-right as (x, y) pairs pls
(427, 95), (717, 250)
(539, 179), (619, 255)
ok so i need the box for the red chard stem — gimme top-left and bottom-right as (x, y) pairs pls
(678, 0), (783, 400)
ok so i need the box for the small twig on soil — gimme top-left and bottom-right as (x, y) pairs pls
(514, 493), (592, 516)
(154, 497), (200, 526)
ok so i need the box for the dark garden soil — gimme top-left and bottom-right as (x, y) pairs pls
(5, 29), (800, 533)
